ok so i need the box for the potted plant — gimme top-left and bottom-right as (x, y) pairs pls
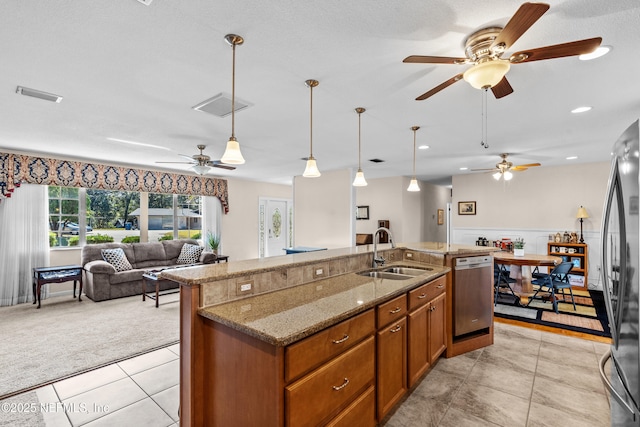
(206, 231), (220, 255)
(513, 238), (525, 257)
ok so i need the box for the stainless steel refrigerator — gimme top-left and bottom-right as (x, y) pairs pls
(600, 119), (640, 426)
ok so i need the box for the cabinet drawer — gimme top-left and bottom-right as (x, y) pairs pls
(408, 283), (430, 311)
(325, 385), (375, 427)
(285, 309), (375, 382)
(286, 336), (375, 426)
(424, 275), (446, 302)
(377, 294), (407, 328)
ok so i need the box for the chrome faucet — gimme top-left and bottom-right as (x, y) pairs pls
(373, 227), (396, 267)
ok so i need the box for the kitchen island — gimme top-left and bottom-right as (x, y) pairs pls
(163, 242), (496, 426)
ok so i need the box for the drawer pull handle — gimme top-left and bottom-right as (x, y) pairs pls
(389, 307), (401, 314)
(332, 334), (349, 344)
(436, 285), (444, 289)
(390, 325), (402, 333)
(417, 293), (427, 299)
(332, 378), (349, 391)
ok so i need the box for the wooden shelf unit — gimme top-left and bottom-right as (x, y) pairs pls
(547, 242), (588, 288)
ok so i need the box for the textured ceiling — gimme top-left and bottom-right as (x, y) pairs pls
(1, 0), (639, 186)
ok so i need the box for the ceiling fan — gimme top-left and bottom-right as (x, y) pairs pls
(155, 144), (236, 175)
(403, 2), (602, 100)
(471, 153), (541, 180)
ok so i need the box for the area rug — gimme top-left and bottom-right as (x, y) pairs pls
(0, 292), (179, 399)
(494, 288), (611, 338)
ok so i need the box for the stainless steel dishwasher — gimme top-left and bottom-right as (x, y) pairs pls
(453, 255), (493, 337)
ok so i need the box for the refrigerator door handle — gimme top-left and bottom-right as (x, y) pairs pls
(599, 349), (636, 420)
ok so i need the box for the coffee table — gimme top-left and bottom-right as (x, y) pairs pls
(142, 269), (180, 308)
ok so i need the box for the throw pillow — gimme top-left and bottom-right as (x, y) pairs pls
(101, 248), (133, 272)
(177, 243), (204, 265)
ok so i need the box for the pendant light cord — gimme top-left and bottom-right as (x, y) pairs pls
(231, 42), (236, 139)
(412, 128), (417, 177)
(481, 88), (488, 149)
(309, 84), (313, 157)
(358, 111), (362, 168)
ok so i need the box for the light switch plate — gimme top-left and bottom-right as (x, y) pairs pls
(236, 279), (254, 296)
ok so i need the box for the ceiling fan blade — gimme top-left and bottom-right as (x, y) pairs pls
(509, 37), (602, 63)
(403, 55), (467, 65)
(511, 163), (541, 171)
(470, 168), (498, 172)
(207, 161), (236, 171)
(178, 154), (197, 161)
(155, 161), (196, 164)
(492, 2), (550, 51)
(416, 74), (464, 101)
(491, 77), (514, 99)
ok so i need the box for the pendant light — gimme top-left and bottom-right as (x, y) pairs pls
(220, 34), (245, 165)
(407, 126), (421, 192)
(302, 79), (321, 177)
(352, 107), (367, 186)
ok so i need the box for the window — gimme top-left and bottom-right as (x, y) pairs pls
(48, 186), (202, 247)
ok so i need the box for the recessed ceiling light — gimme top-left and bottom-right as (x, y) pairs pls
(106, 137), (171, 151)
(566, 156), (578, 160)
(418, 145), (429, 150)
(459, 167), (468, 170)
(571, 106), (592, 114)
(579, 46), (611, 61)
(16, 86), (63, 103)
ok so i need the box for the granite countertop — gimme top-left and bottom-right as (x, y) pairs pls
(198, 262), (449, 347)
(402, 242), (500, 255)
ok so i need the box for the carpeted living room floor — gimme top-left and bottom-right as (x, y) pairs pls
(0, 292), (180, 400)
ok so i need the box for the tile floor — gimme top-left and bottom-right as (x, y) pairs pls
(2, 322), (611, 426)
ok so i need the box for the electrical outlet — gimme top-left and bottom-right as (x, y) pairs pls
(316, 268), (323, 276)
(406, 252), (413, 259)
(236, 279), (254, 295)
(313, 265), (326, 279)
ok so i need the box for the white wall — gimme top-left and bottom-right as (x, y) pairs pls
(451, 161), (610, 289)
(221, 178), (292, 261)
(294, 169), (354, 249)
(355, 177), (450, 243)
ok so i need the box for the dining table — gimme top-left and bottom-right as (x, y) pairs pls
(493, 251), (563, 305)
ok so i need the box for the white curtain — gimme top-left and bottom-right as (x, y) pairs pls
(202, 196), (222, 252)
(0, 184), (49, 306)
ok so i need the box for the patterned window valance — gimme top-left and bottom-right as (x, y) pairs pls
(0, 152), (229, 213)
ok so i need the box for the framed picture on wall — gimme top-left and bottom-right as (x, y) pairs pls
(437, 209), (444, 225)
(356, 205), (369, 220)
(458, 201), (476, 215)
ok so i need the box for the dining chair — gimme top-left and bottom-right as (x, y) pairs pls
(530, 261), (576, 313)
(494, 262), (517, 306)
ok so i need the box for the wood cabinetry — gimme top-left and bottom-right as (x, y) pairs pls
(407, 275), (446, 388)
(376, 294), (407, 420)
(547, 242), (588, 288)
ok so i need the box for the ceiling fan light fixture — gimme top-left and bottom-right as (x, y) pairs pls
(192, 164), (211, 175)
(493, 171), (502, 180)
(579, 46), (610, 61)
(220, 136), (245, 164)
(503, 170), (513, 181)
(463, 60), (510, 89)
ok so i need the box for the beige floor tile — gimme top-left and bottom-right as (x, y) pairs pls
(81, 398), (174, 427)
(438, 406), (504, 427)
(63, 377), (147, 426)
(535, 356), (605, 395)
(131, 359), (179, 396)
(117, 347), (178, 376)
(35, 385), (72, 427)
(449, 383), (529, 427)
(531, 376), (610, 426)
(430, 349), (480, 378)
(540, 330), (600, 352)
(151, 384), (179, 422)
(166, 343), (180, 356)
(538, 340), (599, 369)
(384, 393), (449, 427)
(527, 400), (608, 427)
(412, 368), (466, 402)
(478, 343), (539, 374)
(53, 364), (127, 401)
(465, 358), (535, 400)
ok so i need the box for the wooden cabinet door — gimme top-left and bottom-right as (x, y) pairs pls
(428, 293), (446, 362)
(407, 304), (429, 388)
(376, 316), (407, 421)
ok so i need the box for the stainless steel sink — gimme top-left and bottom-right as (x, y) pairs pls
(357, 271), (413, 280)
(383, 267), (433, 276)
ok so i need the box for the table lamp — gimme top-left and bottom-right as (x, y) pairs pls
(576, 206), (589, 243)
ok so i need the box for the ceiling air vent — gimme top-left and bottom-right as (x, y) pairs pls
(192, 93), (251, 118)
(16, 86), (63, 103)
(136, 0), (153, 5)
(369, 158), (385, 163)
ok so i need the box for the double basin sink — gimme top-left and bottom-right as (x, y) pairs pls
(357, 266), (433, 280)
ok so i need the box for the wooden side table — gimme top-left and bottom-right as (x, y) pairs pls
(32, 265), (83, 309)
(214, 255), (229, 263)
(142, 270), (180, 308)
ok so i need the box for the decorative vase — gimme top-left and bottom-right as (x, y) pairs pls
(514, 248), (525, 257)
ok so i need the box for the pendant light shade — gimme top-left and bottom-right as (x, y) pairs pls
(352, 107), (368, 187)
(407, 126), (421, 192)
(303, 79), (321, 177)
(220, 34), (245, 165)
